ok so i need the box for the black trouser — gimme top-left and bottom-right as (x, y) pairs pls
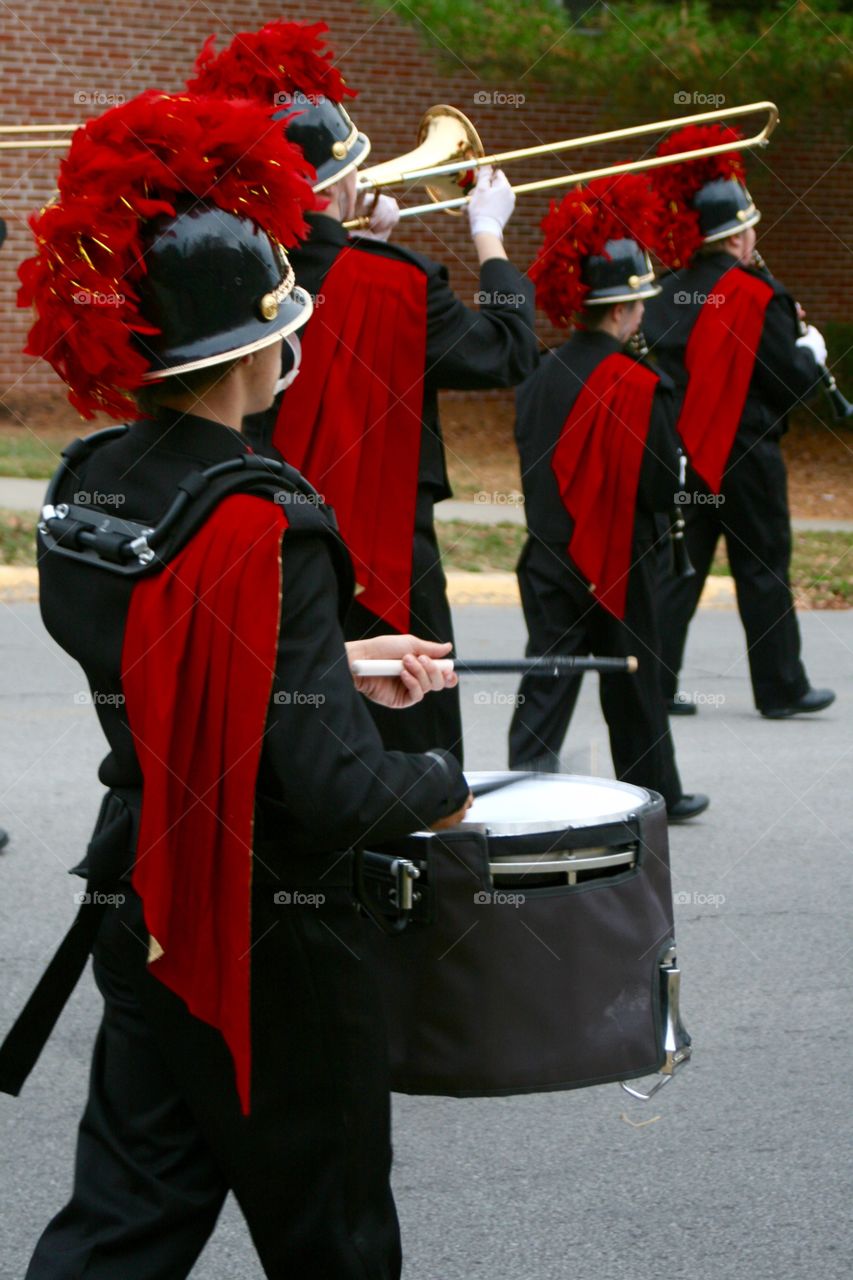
(658, 435), (809, 712)
(26, 885), (401, 1280)
(345, 488), (463, 764)
(508, 536), (683, 807)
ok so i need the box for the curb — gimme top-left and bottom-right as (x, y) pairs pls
(447, 570), (737, 609)
(0, 566), (39, 602)
(0, 567), (739, 608)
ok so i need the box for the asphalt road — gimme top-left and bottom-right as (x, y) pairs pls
(1, 599), (851, 1280)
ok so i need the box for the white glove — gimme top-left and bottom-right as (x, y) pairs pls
(467, 165), (515, 241)
(352, 193), (400, 242)
(796, 324), (827, 366)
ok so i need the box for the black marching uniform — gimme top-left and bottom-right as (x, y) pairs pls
(508, 331), (685, 807)
(20, 412), (469, 1279)
(645, 252), (823, 712)
(246, 213), (539, 762)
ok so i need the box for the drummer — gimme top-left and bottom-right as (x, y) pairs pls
(507, 175), (709, 822)
(2, 89), (471, 1279)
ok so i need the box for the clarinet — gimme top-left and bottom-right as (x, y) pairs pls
(751, 250), (853, 421)
(629, 329), (696, 581)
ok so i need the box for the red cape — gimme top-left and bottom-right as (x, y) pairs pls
(273, 244), (427, 632)
(679, 266), (773, 493)
(551, 352), (658, 620)
(122, 494), (287, 1115)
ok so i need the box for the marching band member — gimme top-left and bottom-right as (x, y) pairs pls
(188, 20), (540, 763)
(507, 176), (708, 822)
(644, 126), (834, 719)
(1, 91), (469, 1279)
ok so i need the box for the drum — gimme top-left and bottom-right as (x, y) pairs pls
(361, 772), (690, 1097)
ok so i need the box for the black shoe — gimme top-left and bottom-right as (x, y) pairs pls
(667, 794), (710, 823)
(666, 693), (697, 716)
(0, 828), (8, 852)
(760, 688), (836, 720)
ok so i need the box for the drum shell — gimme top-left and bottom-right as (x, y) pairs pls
(364, 794), (673, 1096)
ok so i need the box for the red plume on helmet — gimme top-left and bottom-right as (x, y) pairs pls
(649, 124), (745, 269)
(17, 91), (318, 420)
(187, 20), (356, 107)
(529, 172), (664, 329)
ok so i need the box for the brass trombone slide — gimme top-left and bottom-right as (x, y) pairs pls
(0, 123), (78, 151)
(350, 100), (778, 223)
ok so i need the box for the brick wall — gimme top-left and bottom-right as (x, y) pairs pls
(0, 1), (849, 408)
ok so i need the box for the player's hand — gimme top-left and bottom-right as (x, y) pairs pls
(796, 323), (827, 366)
(467, 165), (515, 240)
(352, 193), (400, 241)
(347, 636), (457, 709)
(431, 792), (474, 830)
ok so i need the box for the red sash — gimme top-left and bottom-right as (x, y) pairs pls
(274, 245), (427, 633)
(551, 353), (658, 621)
(122, 495), (286, 1115)
(679, 267), (773, 493)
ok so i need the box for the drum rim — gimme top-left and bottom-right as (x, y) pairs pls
(456, 771), (652, 838)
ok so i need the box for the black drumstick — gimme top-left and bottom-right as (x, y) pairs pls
(350, 656), (638, 677)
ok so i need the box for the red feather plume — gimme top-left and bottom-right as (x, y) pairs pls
(650, 124), (745, 269)
(187, 20), (357, 109)
(529, 172), (665, 329)
(18, 91), (318, 420)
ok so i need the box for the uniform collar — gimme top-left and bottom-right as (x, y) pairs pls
(130, 407), (250, 465)
(569, 329), (624, 355)
(304, 211), (349, 249)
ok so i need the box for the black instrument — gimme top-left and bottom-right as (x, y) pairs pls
(752, 250), (852, 422)
(630, 328), (696, 579)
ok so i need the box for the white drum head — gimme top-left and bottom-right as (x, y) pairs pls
(459, 772), (651, 836)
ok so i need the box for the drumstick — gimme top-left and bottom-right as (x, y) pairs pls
(350, 655), (638, 677)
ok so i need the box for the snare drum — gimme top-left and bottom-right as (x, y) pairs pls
(362, 772), (690, 1097)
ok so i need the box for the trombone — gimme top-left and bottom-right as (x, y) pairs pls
(0, 123), (78, 151)
(346, 100), (779, 226)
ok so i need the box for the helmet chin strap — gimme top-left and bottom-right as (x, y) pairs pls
(274, 333), (302, 396)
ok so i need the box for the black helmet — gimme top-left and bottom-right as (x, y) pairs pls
(695, 177), (761, 243)
(275, 92), (371, 191)
(136, 201), (312, 380)
(583, 238), (660, 306)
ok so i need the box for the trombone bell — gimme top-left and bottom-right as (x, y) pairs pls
(357, 105), (484, 213)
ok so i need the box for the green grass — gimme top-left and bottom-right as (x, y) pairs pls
(0, 511), (38, 565)
(438, 521), (853, 609)
(0, 429), (75, 479)
(437, 520), (525, 573)
(3, 512), (851, 609)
